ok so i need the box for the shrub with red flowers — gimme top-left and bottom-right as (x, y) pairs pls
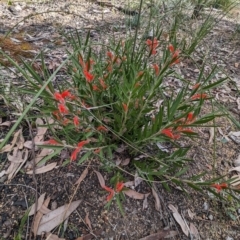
(15, 30), (231, 206)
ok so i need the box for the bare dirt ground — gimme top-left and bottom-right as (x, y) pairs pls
(0, 1), (240, 240)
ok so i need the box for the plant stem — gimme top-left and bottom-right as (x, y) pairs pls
(131, 0), (143, 62)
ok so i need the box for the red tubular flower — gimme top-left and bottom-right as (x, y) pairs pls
(85, 59), (95, 72)
(152, 63), (160, 76)
(52, 110), (61, 120)
(92, 85), (100, 91)
(161, 128), (180, 140)
(191, 93), (208, 100)
(168, 44), (180, 65)
(122, 103), (128, 112)
(61, 90), (75, 100)
(103, 186), (114, 201)
(178, 128), (195, 134)
(211, 183), (228, 192)
(106, 51), (114, 61)
(94, 148), (101, 154)
(84, 70), (94, 82)
(44, 139), (59, 145)
(97, 126), (108, 132)
(73, 116), (80, 127)
(62, 118), (70, 126)
(146, 37), (159, 55)
(168, 44), (175, 53)
(134, 82), (141, 88)
(192, 83), (201, 90)
(161, 128), (174, 139)
(186, 112), (195, 124)
(70, 147), (81, 161)
(99, 78), (108, 89)
(54, 92), (65, 103)
(115, 182), (124, 192)
(77, 140), (90, 148)
(137, 71), (144, 77)
(58, 104), (68, 114)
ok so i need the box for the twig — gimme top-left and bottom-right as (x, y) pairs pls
(0, 184), (39, 193)
(26, 119), (38, 240)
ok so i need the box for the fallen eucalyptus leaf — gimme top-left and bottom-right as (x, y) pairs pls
(168, 204), (189, 236)
(190, 223), (200, 240)
(94, 170), (105, 188)
(139, 230), (177, 240)
(123, 189), (146, 200)
(75, 167), (88, 185)
(45, 232), (65, 240)
(26, 162), (57, 174)
(29, 193), (46, 216)
(208, 127), (214, 144)
(37, 200), (81, 235)
(152, 188), (161, 212)
(33, 196), (51, 237)
(85, 212), (92, 230)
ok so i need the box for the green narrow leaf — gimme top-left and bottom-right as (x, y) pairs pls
(202, 77), (228, 91)
(175, 167), (188, 177)
(77, 151), (92, 165)
(37, 148), (62, 166)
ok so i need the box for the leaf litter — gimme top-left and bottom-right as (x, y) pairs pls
(1, 0), (239, 238)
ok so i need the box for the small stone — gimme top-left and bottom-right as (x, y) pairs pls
(208, 214), (213, 221)
(237, 209), (240, 215)
(226, 237), (234, 240)
(12, 199), (27, 209)
(203, 202), (209, 211)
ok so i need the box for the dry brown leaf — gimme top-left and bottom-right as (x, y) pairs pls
(233, 154), (240, 167)
(75, 229), (103, 240)
(168, 204), (189, 236)
(142, 193), (150, 210)
(152, 188), (161, 212)
(0, 144), (13, 153)
(121, 158), (130, 166)
(124, 181), (134, 187)
(0, 121), (11, 127)
(123, 189), (145, 200)
(187, 209), (195, 220)
(33, 196), (51, 237)
(0, 129), (22, 153)
(237, 97), (240, 110)
(45, 232), (65, 240)
(189, 223), (200, 240)
(138, 230), (177, 240)
(208, 127), (214, 144)
(34, 118), (48, 143)
(230, 175), (240, 186)
(229, 166), (240, 173)
(37, 200), (81, 235)
(115, 144), (126, 153)
(134, 172), (142, 187)
(17, 129), (25, 150)
(35, 148), (54, 165)
(29, 193), (46, 216)
(23, 141), (34, 149)
(75, 167), (88, 185)
(8, 147), (24, 163)
(6, 148), (28, 180)
(26, 162), (57, 174)
(0, 170), (6, 177)
(39, 204), (51, 214)
(115, 157), (121, 166)
(94, 170), (105, 188)
(85, 212), (92, 230)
